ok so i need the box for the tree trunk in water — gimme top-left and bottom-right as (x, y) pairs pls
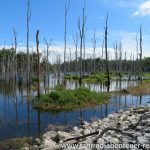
(36, 30), (40, 98)
(104, 14), (110, 92)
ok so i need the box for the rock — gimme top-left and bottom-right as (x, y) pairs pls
(41, 144), (62, 150)
(97, 138), (105, 144)
(120, 114), (127, 121)
(35, 138), (41, 145)
(103, 118), (109, 123)
(40, 139), (56, 149)
(136, 126), (142, 130)
(73, 126), (78, 131)
(121, 137), (129, 143)
(108, 114), (115, 120)
(144, 133), (150, 138)
(83, 121), (89, 126)
(110, 137), (119, 143)
(57, 131), (72, 140)
(123, 111), (130, 115)
(83, 129), (91, 135)
(115, 134), (122, 139)
(31, 145), (38, 150)
(137, 136), (149, 144)
(90, 122), (98, 129)
(118, 109), (123, 114)
(43, 131), (57, 140)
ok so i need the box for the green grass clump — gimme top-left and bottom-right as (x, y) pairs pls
(32, 85), (110, 111)
(144, 72), (150, 77)
(65, 74), (80, 80)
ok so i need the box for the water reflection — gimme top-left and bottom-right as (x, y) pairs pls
(0, 75), (149, 141)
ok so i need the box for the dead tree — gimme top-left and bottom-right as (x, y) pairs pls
(36, 30), (40, 98)
(113, 41), (118, 73)
(64, 0), (70, 85)
(44, 38), (52, 91)
(77, 0), (86, 86)
(83, 29), (87, 77)
(139, 25), (143, 83)
(72, 32), (79, 75)
(13, 28), (17, 80)
(104, 14), (110, 92)
(27, 0), (31, 87)
(119, 42), (122, 77)
(136, 33), (139, 76)
(92, 30), (97, 74)
(101, 39), (104, 72)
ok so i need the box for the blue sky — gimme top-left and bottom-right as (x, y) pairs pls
(0, 0), (150, 59)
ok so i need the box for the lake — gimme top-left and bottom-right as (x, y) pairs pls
(0, 75), (149, 141)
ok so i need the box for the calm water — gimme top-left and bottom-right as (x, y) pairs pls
(0, 75), (149, 141)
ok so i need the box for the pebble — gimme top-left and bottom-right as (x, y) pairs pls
(22, 104), (150, 150)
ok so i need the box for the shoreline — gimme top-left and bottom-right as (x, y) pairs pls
(21, 102), (150, 150)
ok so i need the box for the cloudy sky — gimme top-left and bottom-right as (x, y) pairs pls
(0, 0), (150, 60)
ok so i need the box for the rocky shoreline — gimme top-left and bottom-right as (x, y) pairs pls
(23, 103), (150, 150)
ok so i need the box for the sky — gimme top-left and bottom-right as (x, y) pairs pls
(0, 0), (150, 61)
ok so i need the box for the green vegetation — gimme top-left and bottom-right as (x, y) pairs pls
(0, 137), (32, 150)
(32, 85), (110, 111)
(143, 72), (150, 77)
(64, 72), (124, 83)
(127, 80), (150, 95)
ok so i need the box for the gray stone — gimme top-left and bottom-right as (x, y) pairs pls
(103, 118), (109, 122)
(144, 133), (150, 138)
(83, 121), (89, 126)
(83, 129), (91, 135)
(120, 114), (127, 121)
(123, 111), (130, 115)
(108, 114), (115, 120)
(73, 126), (78, 131)
(121, 137), (129, 143)
(57, 131), (72, 140)
(90, 122), (98, 129)
(31, 145), (38, 150)
(137, 136), (149, 144)
(110, 137), (119, 143)
(35, 138), (41, 145)
(118, 109), (123, 114)
(40, 139), (56, 149)
(97, 138), (105, 144)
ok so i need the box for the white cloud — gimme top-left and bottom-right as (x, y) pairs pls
(133, 0), (150, 16)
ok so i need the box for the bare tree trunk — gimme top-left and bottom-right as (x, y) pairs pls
(92, 31), (97, 74)
(13, 28), (17, 81)
(83, 31), (86, 77)
(27, 0), (31, 88)
(36, 30), (40, 98)
(104, 14), (110, 92)
(44, 38), (52, 92)
(139, 25), (143, 83)
(136, 32), (139, 78)
(72, 33), (79, 75)
(77, 0), (86, 86)
(101, 39), (104, 72)
(64, 0), (70, 86)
